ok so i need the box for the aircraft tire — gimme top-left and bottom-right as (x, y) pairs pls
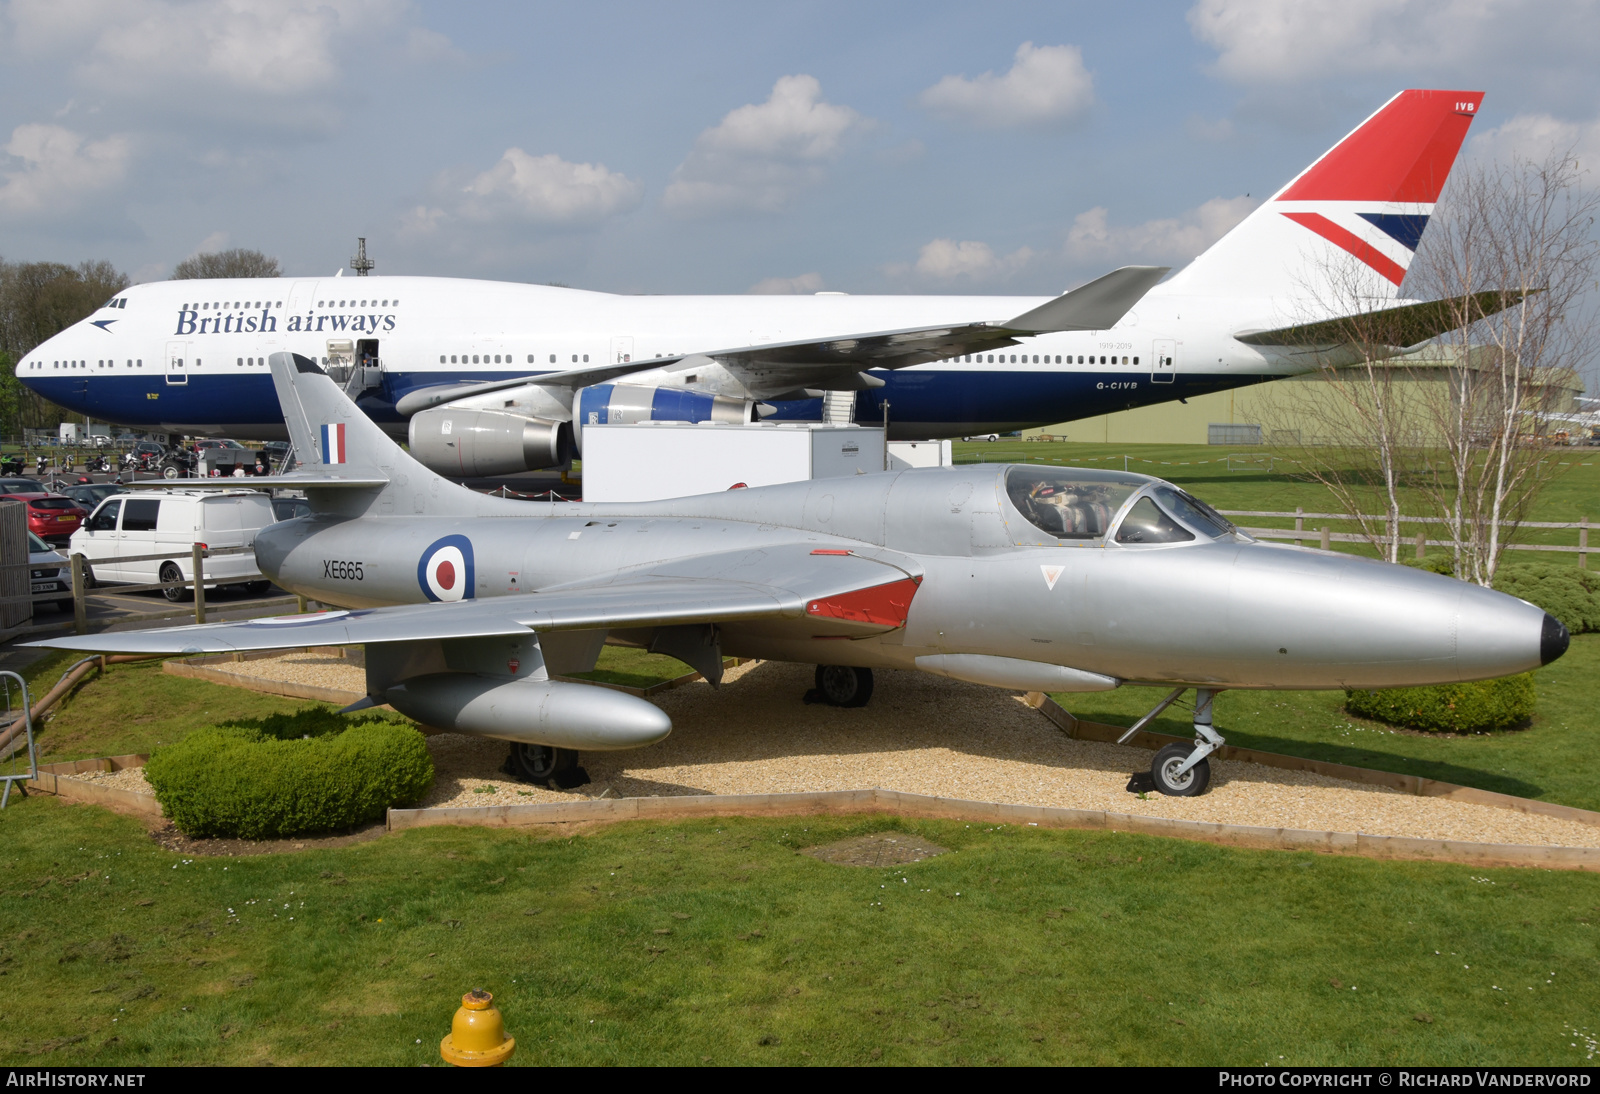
(815, 665), (873, 708)
(1150, 743), (1210, 797)
(503, 743), (588, 789)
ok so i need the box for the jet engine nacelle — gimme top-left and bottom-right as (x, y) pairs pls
(573, 383), (753, 450)
(408, 407), (572, 477)
(383, 673), (672, 750)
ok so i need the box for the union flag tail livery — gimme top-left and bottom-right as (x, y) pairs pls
(1164, 90), (1484, 304)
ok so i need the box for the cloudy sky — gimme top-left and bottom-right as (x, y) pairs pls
(1, 0), (1597, 307)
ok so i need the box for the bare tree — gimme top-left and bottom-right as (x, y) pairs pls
(1257, 256), (1433, 563)
(1408, 150), (1600, 585)
(172, 248), (280, 279)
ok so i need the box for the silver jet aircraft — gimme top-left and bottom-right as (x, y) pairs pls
(35, 353), (1568, 796)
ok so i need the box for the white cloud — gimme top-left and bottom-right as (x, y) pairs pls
(458, 149), (641, 226)
(748, 272), (824, 294)
(4, 0), (460, 124)
(1467, 112), (1600, 169)
(918, 42), (1094, 129)
(909, 239), (1034, 284)
(1065, 196), (1258, 264)
(191, 230), (230, 255)
(0, 123), (130, 216)
(1185, 0), (1595, 85)
(663, 75), (866, 216)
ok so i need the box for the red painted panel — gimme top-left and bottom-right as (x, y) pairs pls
(806, 577), (920, 629)
(810, 549), (852, 555)
(1281, 212), (1407, 286)
(1279, 90), (1484, 204)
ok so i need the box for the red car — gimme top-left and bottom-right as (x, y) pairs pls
(11, 493), (88, 544)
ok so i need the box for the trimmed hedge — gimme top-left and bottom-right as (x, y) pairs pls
(1405, 558), (1600, 634)
(144, 711), (434, 839)
(1345, 673), (1536, 734)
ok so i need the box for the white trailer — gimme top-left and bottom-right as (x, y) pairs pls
(888, 440), (953, 469)
(581, 422), (887, 503)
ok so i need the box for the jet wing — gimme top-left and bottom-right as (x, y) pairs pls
(26, 544), (922, 656)
(1235, 290), (1527, 349)
(393, 265), (1168, 414)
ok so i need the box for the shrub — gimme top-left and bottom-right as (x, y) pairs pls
(144, 712), (434, 838)
(1345, 673), (1536, 733)
(1404, 558), (1600, 634)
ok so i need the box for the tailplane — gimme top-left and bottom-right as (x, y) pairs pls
(1162, 89), (1484, 306)
(188, 352), (491, 518)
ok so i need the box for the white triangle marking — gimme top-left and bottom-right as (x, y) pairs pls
(1040, 564), (1064, 591)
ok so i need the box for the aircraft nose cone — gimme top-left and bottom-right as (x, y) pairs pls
(1541, 613), (1570, 666)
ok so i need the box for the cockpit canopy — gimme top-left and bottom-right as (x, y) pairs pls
(1004, 466), (1238, 546)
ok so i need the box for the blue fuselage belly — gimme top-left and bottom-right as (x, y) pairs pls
(26, 368), (1277, 436)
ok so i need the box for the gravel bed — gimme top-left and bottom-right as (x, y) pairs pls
(65, 654), (1600, 849)
(199, 653), (365, 694)
(62, 767), (152, 793)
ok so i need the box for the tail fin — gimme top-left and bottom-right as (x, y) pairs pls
(1163, 89), (1484, 304)
(267, 351), (485, 517)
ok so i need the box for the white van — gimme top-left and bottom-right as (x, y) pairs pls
(70, 489), (275, 601)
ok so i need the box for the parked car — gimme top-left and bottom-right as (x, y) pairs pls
(13, 493), (88, 544)
(71, 489), (274, 601)
(271, 496), (311, 521)
(0, 477), (46, 495)
(58, 482), (127, 510)
(27, 531), (73, 613)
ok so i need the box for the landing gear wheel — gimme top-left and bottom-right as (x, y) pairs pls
(1150, 743), (1211, 797)
(502, 743), (589, 789)
(814, 665), (874, 708)
(159, 561), (191, 603)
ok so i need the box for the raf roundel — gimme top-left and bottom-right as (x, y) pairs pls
(417, 534), (475, 602)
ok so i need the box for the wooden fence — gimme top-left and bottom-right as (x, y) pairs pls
(1220, 508), (1590, 567)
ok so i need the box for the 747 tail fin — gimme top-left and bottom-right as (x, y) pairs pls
(1162, 89), (1484, 305)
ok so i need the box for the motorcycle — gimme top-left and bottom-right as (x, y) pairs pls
(87, 453), (110, 474)
(0, 455), (22, 477)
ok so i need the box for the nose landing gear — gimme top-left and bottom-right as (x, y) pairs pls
(1119, 687), (1225, 796)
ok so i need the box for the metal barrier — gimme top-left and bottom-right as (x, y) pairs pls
(0, 671), (35, 808)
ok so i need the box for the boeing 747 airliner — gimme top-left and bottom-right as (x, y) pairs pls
(21, 90), (1489, 479)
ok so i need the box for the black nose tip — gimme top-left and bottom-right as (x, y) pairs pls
(1541, 613), (1570, 666)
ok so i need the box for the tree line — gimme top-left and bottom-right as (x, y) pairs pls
(0, 249), (280, 438)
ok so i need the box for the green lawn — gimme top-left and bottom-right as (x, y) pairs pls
(1, 801), (1596, 1066)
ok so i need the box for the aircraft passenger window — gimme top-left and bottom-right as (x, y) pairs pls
(583, 355), (589, 363)
(550, 355), (556, 363)
(383, 300), (388, 306)
(393, 300), (399, 305)
(1005, 467), (1141, 540)
(1115, 497), (1195, 545)
(439, 356), (445, 364)
(1152, 485), (1235, 538)
(527, 355), (534, 363)
(495, 355), (502, 363)
(1134, 357), (1139, 365)
(571, 355), (578, 363)
(237, 358), (243, 366)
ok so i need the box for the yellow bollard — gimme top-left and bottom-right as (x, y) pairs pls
(440, 989), (515, 1067)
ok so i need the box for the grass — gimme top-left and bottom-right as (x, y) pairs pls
(1, 801), (1596, 1066)
(569, 645), (712, 691)
(1058, 633), (1600, 813)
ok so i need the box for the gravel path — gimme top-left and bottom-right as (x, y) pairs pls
(62, 654), (1600, 849)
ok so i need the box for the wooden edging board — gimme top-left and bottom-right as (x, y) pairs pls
(1022, 694), (1600, 830)
(26, 754), (159, 817)
(385, 786), (1600, 871)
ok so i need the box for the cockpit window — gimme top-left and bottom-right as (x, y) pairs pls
(1006, 466), (1143, 540)
(1115, 497), (1195, 544)
(1152, 485), (1235, 538)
